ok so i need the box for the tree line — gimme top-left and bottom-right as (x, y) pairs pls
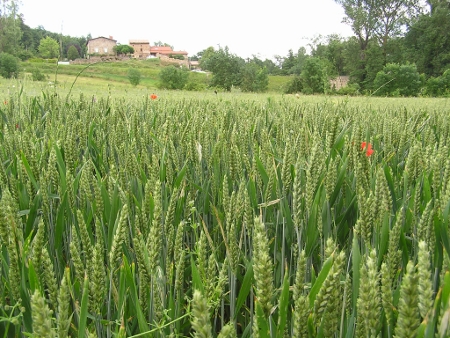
(192, 0), (450, 95)
(1, 0), (450, 95)
(0, 1), (90, 61)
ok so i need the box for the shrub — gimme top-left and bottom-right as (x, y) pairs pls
(127, 68), (141, 86)
(17, 49), (35, 61)
(334, 83), (360, 96)
(185, 81), (206, 91)
(159, 65), (189, 90)
(31, 68), (47, 81)
(284, 76), (303, 94)
(373, 63), (422, 96)
(0, 52), (19, 79)
(425, 69), (450, 97)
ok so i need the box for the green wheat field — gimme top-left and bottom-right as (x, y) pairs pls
(1, 82), (450, 337)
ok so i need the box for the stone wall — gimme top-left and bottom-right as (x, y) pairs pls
(159, 55), (189, 68)
(70, 55), (131, 64)
(330, 76), (350, 90)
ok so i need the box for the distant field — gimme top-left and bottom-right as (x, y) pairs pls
(10, 58), (292, 94)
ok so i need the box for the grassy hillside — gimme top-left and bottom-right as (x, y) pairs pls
(19, 58), (291, 93)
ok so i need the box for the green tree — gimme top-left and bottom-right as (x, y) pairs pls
(153, 41), (173, 49)
(67, 45), (80, 60)
(335, 0), (424, 87)
(127, 68), (141, 86)
(301, 57), (330, 94)
(0, 52), (19, 78)
(0, 0), (23, 55)
(114, 44), (134, 56)
(201, 47), (244, 91)
(404, 5), (450, 77)
(241, 63), (269, 92)
(373, 63), (422, 96)
(159, 65), (189, 90)
(311, 34), (347, 76)
(38, 36), (60, 59)
(198, 46), (216, 70)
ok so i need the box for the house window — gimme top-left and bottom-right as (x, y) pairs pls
(104, 48), (108, 53)
(95, 48), (99, 53)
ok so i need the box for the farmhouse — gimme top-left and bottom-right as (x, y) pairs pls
(86, 36), (117, 57)
(129, 40), (151, 58)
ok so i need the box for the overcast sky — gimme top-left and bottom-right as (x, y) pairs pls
(19, 0), (354, 59)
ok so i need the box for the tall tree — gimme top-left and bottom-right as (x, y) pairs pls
(0, 0), (23, 55)
(200, 46), (244, 91)
(404, 4), (450, 76)
(335, 0), (424, 87)
(38, 36), (60, 59)
(373, 0), (422, 60)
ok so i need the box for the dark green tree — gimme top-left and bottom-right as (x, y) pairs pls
(159, 65), (189, 90)
(281, 49), (297, 75)
(404, 5), (450, 77)
(201, 47), (244, 91)
(311, 35), (347, 76)
(0, 52), (19, 78)
(127, 68), (141, 86)
(197, 46), (216, 70)
(335, 0), (424, 88)
(301, 57), (330, 94)
(240, 63), (268, 92)
(67, 45), (80, 60)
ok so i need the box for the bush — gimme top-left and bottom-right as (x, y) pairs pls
(127, 68), (141, 86)
(284, 76), (303, 94)
(31, 68), (47, 81)
(17, 49), (35, 61)
(159, 66), (189, 90)
(0, 52), (19, 79)
(334, 83), (360, 96)
(28, 58), (58, 63)
(185, 81), (206, 91)
(373, 63), (422, 96)
(425, 69), (450, 97)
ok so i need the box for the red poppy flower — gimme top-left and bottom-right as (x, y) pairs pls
(361, 142), (374, 157)
(15, 123), (19, 130)
(150, 94), (157, 100)
(3, 100), (7, 105)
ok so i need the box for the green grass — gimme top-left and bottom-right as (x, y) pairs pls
(17, 58), (292, 94)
